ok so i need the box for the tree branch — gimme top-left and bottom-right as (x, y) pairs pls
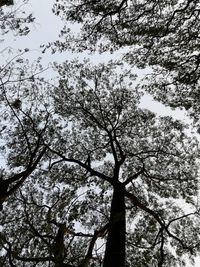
(46, 145), (113, 185)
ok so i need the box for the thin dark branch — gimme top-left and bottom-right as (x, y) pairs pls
(123, 168), (144, 186)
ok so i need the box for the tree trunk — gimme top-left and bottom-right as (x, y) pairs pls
(103, 184), (126, 267)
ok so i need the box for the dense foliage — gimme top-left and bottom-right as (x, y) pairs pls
(52, 0), (200, 120)
(0, 1), (200, 267)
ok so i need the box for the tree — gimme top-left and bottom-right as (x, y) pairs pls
(0, 9), (50, 206)
(1, 60), (199, 266)
(49, 60), (200, 266)
(1, 1), (200, 266)
(0, 0), (42, 207)
(51, 0), (200, 120)
(0, 180), (106, 267)
(0, 71), (49, 210)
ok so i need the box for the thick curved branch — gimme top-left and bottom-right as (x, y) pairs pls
(0, 146), (47, 210)
(46, 145), (113, 185)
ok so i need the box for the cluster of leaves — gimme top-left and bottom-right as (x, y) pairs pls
(0, 0), (34, 38)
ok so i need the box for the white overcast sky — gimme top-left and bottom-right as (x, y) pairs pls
(1, 0), (199, 266)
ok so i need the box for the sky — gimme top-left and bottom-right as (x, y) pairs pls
(1, 0), (199, 266)
(0, 0), (194, 122)
(25, 0), (191, 121)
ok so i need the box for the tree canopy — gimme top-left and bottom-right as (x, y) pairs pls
(51, 0), (200, 119)
(1, 1), (200, 267)
(1, 60), (200, 266)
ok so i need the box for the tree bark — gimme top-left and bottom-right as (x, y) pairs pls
(103, 183), (126, 267)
